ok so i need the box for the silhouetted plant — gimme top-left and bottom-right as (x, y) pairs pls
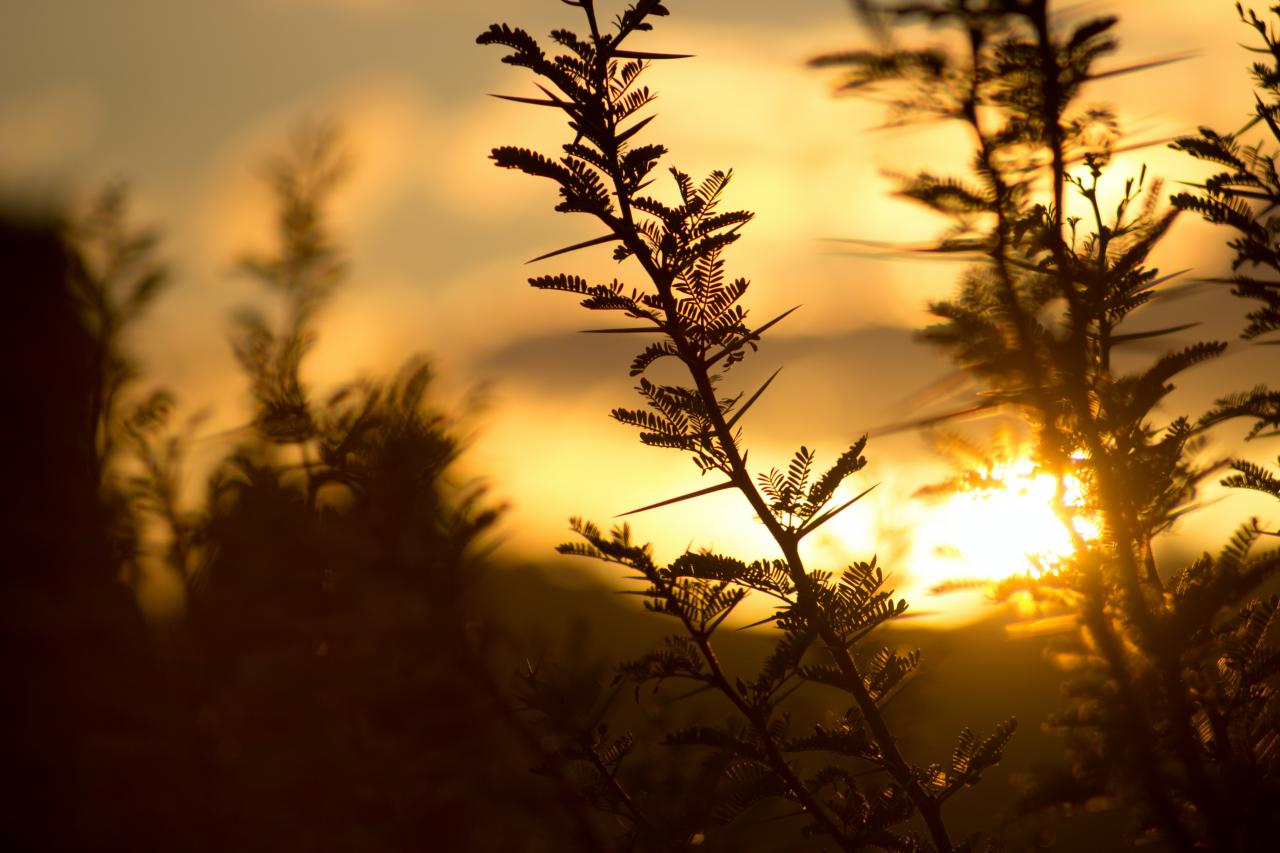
(3, 205), (205, 850)
(815, 2), (1280, 849)
(10, 125), (621, 850)
(1173, 3), (1280, 506)
(69, 186), (169, 484)
(174, 127), (622, 853)
(24, 3), (1280, 850)
(62, 186), (189, 584)
(481, 2), (1013, 850)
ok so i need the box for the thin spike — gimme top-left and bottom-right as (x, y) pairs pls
(616, 480), (736, 517)
(726, 367), (782, 430)
(868, 399), (1003, 437)
(820, 235), (998, 260)
(706, 597), (743, 634)
(1110, 322), (1201, 345)
(736, 611), (783, 631)
(747, 304), (801, 336)
(489, 93), (573, 110)
(1147, 278), (1218, 305)
(579, 326), (664, 334)
(610, 49), (693, 60)
(798, 483), (879, 539)
(1146, 268), (1191, 289)
(1166, 181), (1274, 202)
(535, 82), (565, 101)
(1255, 92), (1280, 143)
(527, 233), (618, 264)
(1087, 52), (1195, 82)
(1196, 188), (1273, 203)
(616, 114), (657, 145)
(706, 306), (801, 367)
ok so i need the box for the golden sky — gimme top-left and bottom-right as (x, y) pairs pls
(4, 0), (1276, 619)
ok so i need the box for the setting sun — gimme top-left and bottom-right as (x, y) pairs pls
(909, 457), (1098, 596)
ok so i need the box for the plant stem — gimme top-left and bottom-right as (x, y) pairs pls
(540, 8), (961, 846)
(604, 103), (954, 853)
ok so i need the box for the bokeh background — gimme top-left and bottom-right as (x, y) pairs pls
(3, 0), (1274, 618)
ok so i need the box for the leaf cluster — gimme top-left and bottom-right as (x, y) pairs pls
(65, 185), (176, 572)
(554, 519), (1012, 851)
(483, 3), (1014, 850)
(822, 3), (1280, 848)
(1172, 4), (1280, 509)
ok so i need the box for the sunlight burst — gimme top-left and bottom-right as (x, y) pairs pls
(910, 457), (1098, 594)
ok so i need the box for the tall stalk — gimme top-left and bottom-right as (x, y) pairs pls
(482, 2), (1013, 849)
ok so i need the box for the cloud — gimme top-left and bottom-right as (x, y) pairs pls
(270, 0), (408, 13)
(476, 324), (953, 428)
(191, 78), (446, 267)
(39, 0), (1275, 613)
(0, 83), (102, 180)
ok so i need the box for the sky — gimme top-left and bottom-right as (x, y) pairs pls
(4, 0), (1277, 619)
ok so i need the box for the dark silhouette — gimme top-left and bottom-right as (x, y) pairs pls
(1173, 5), (1280, 505)
(815, 2), (1280, 850)
(480, 2), (1013, 850)
(1, 208), (197, 851)
(0, 137), (620, 851)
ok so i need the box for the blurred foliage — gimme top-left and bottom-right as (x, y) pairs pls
(814, 1), (1280, 850)
(1172, 2), (1280, 506)
(1, 128), (619, 852)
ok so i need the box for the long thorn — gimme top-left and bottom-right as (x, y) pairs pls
(706, 306), (800, 367)
(579, 326), (665, 334)
(611, 49), (693, 60)
(527, 233), (617, 264)
(798, 483), (880, 539)
(490, 93), (573, 110)
(616, 480), (735, 517)
(1110, 322), (1201, 345)
(726, 367), (783, 430)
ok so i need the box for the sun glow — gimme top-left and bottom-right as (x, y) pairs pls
(908, 457), (1098, 598)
